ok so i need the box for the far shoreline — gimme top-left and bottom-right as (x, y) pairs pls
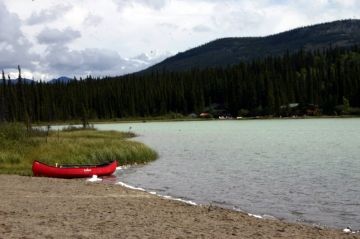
(33, 114), (360, 126)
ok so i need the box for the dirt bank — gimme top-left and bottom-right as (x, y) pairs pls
(0, 175), (358, 239)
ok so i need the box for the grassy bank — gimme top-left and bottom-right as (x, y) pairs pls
(0, 123), (157, 176)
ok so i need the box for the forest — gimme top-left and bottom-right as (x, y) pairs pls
(1, 46), (360, 123)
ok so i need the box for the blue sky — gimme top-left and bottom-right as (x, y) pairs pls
(0, 0), (359, 80)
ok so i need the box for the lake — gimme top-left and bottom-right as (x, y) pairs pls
(97, 118), (360, 229)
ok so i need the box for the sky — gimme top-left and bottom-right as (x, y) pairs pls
(0, 0), (360, 81)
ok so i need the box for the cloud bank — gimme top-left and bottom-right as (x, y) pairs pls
(0, 1), (37, 70)
(0, 0), (360, 80)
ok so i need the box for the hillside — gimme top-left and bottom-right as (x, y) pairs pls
(2, 45), (360, 121)
(0, 76), (73, 84)
(145, 19), (360, 72)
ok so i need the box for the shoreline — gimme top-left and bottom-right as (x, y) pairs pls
(32, 115), (360, 126)
(115, 178), (356, 231)
(1, 175), (358, 239)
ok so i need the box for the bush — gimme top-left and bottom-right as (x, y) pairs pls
(0, 123), (27, 141)
(0, 126), (157, 175)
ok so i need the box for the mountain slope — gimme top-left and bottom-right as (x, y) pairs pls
(0, 78), (34, 84)
(48, 76), (73, 84)
(145, 19), (360, 72)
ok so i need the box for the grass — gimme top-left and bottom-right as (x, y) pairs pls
(0, 123), (157, 176)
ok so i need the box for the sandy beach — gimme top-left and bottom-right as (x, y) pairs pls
(0, 175), (358, 239)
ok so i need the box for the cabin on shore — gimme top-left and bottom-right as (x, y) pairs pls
(280, 103), (320, 116)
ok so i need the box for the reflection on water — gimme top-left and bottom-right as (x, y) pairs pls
(97, 119), (360, 229)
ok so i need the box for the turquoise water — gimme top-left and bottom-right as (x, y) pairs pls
(97, 119), (360, 229)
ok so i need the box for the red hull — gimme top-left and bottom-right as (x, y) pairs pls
(32, 160), (118, 178)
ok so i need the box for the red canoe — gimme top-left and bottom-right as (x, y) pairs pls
(32, 160), (118, 178)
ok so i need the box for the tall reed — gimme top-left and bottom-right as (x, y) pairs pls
(0, 123), (157, 175)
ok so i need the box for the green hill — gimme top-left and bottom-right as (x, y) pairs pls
(145, 19), (360, 72)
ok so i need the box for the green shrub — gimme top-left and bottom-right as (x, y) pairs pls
(0, 125), (157, 175)
(0, 123), (27, 141)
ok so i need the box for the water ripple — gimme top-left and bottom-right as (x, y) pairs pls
(97, 119), (360, 229)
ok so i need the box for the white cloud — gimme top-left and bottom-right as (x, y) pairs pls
(0, 1), (37, 69)
(44, 45), (121, 73)
(158, 23), (179, 30)
(26, 3), (73, 25)
(131, 51), (171, 66)
(37, 27), (81, 45)
(112, 0), (168, 11)
(38, 45), (172, 79)
(193, 25), (212, 33)
(83, 13), (103, 27)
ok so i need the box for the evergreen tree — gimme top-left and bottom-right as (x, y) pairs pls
(3, 46), (360, 122)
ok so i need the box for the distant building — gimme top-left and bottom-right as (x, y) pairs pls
(280, 103), (319, 116)
(200, 112), (211, 118)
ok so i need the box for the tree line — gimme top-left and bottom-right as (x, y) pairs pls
(1, 46), (360, 123)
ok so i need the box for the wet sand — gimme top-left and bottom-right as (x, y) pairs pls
(0, 175), (358, 239)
